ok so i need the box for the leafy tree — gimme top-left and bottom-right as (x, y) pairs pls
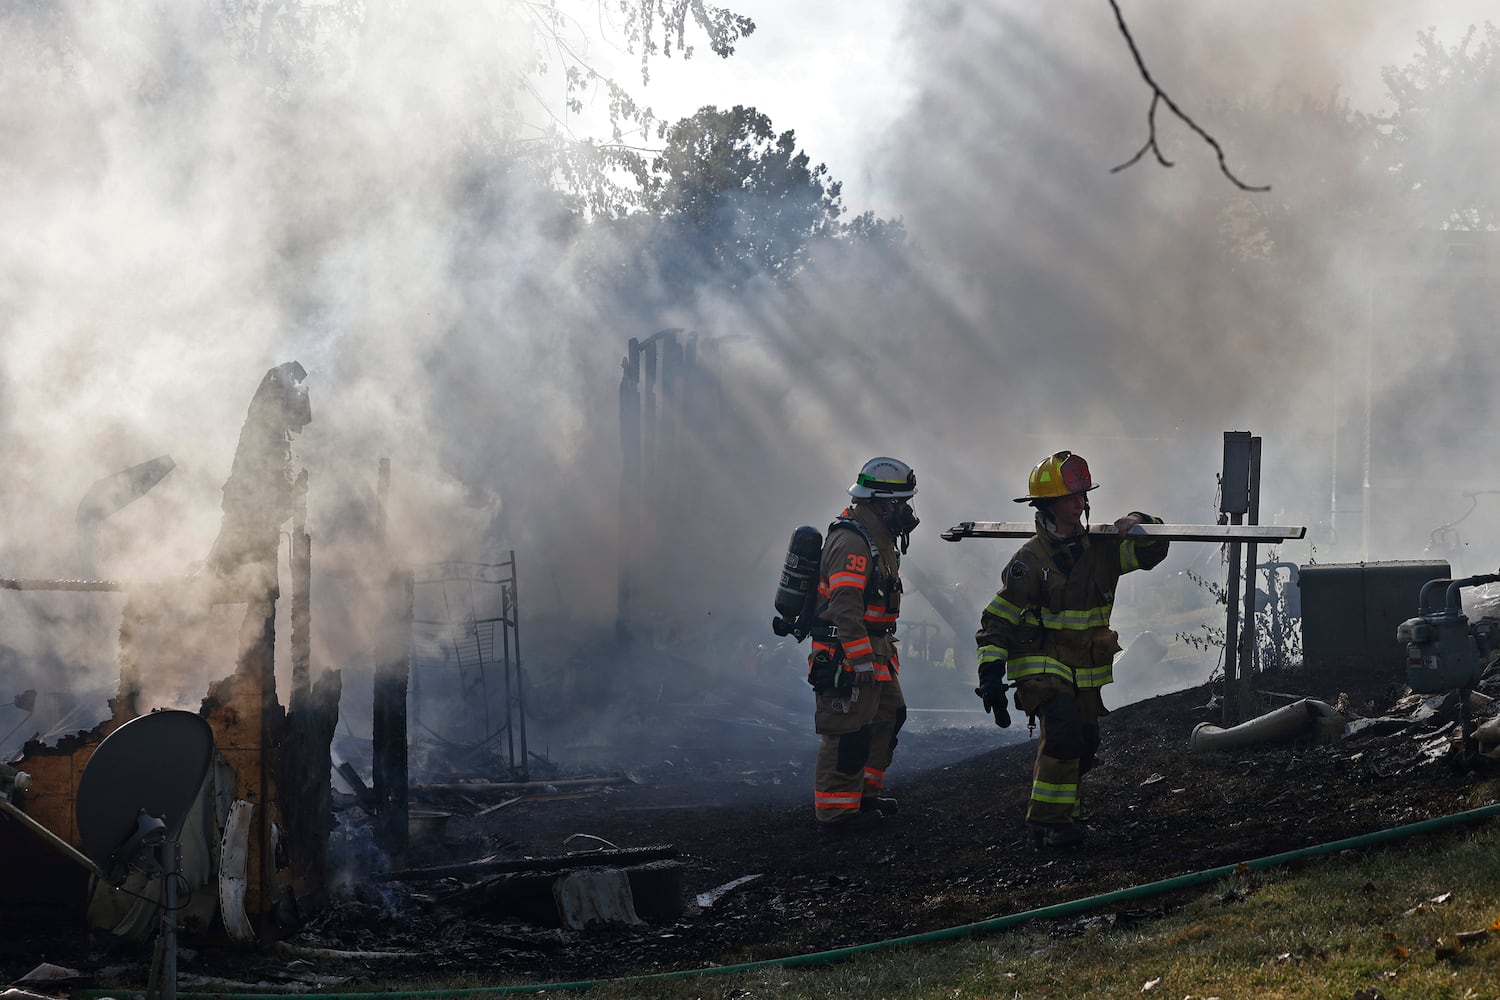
(645, 104), (847, 284)
(1377, 22), (1500, 229)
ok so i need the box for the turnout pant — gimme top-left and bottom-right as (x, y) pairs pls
(1013, 675), (1107, 825)
(812, 676), (906, 823)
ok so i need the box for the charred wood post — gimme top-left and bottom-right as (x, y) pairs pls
(291, 470), (311, 705)
(622, 329), (722, 639)
(372, 568), (414, 854)
(502, 553), (528, 781)
(7, 362), (343, 940)
(243, 592), (280, 928)
(279, 467), (340, 917)
(618, 340), (642, 638)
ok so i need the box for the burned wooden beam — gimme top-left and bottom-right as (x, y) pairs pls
(372, 568), (414, 854)
(411, 774), (633, 796)
(335, 762), (377, 809)
(377, 844), (680, 882)
(444, 859), (686, 926)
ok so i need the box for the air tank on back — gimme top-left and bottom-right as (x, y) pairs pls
(772, 525), (824, 641)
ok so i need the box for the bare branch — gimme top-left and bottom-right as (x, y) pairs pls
(1106, 0), (1269, 192)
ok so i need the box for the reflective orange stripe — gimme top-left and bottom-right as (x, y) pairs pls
(815, 789), (862, 811)
(827, 570), (866, 590)
(842, 637), (873, 659)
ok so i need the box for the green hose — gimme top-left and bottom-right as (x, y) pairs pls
(91, 800), (1500, 999)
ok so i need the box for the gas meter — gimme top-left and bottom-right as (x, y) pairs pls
(1397, 573), (1500, 694)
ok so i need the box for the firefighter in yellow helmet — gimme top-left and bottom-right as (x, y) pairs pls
(975, 451), (1170, 848)
(807, 457), (918, 834)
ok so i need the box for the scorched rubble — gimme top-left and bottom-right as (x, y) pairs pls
(6, 662), (1500, 989)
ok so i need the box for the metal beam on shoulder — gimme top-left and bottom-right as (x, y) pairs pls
(940, 522), (1307, 543)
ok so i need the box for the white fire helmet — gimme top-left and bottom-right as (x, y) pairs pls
(847, 457), (918, 500)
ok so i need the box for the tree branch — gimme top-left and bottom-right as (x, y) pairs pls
(1107, 0), (1269, 192)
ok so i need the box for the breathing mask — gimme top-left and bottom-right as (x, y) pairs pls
(887, 500), (920, 554)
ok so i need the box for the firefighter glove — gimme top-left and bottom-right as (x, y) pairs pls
(808, 652), (854, 693)
(975, 665), (1011, 728)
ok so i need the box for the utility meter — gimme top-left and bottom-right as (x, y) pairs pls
(1398, 573), (1500, 694)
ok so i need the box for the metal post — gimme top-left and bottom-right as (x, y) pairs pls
(509, 550), (528, 782)
(1222, 515), (1244, 726)
(161, 835), (179, 1000)
(1236, 437), (1262, 720)
(1220, 431), (1252, 726)
(500, 580), (514, 775)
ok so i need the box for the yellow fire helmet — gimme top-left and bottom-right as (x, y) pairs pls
(1013, 450), (1099, 503)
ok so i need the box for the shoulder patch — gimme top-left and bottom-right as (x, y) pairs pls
(1007, 559), (1029, 581)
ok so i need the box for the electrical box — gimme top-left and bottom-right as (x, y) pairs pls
(1298, 560), (1451, 675)
(1220, 431), (1252, 515)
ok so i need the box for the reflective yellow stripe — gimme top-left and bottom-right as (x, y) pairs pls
(984, 593), (1027, 623)
(1005, 655), (1072, 682)
(978, 645), (1007, 669)
(1074, 664), (1114, 688)
(1038, 605), (1113, 630)
(1031, 779), (1078, 805)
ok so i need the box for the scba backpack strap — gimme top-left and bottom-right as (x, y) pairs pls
(829, 515), (886, 600)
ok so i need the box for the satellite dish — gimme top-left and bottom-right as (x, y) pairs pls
(76, 710), (214, 878)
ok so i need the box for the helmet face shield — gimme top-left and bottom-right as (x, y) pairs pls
(848, 457), (918, 500)
(1014, 450), (1099, 503)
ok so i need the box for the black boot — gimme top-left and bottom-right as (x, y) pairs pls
(1028, 820), (1084, 849)
(820, 809), (884, 835)
(861, 795), (898, 815)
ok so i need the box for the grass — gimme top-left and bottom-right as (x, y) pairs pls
(547, 821), (1500, 1000)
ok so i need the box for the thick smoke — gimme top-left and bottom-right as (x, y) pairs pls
(2, 1), (1496, 761)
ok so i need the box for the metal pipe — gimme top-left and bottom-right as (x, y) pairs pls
(1190, 698), (1344, 753)
(1418, 577), (1452, 615)
(1444, 573), (1500, 612)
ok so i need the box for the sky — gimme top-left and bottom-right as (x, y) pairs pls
(3, 0), (1500, 757)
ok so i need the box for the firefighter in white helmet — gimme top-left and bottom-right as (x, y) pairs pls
(975, 451), (1169, 848)
(807, 457), (919, 833)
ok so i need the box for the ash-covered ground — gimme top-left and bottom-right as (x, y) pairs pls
(7, 657), (1500, 992)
